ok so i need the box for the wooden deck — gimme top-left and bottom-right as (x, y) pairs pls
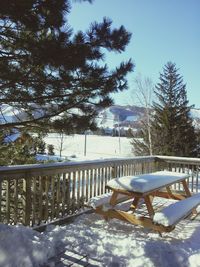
(39, 194), (200, 267)
(43, 246), (102, 266)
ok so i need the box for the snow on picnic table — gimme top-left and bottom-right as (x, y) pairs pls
(1, 200), (200, 267)
(106, 171), (189, 193)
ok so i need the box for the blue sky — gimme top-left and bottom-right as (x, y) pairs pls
(68, 0), (200, 107)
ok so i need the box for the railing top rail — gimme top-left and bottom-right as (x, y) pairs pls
(0, 156), (156, 176)
(156, 155), (200, 165)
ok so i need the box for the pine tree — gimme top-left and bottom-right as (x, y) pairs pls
(0, 130), (37, 165)
(132, 62), (198, 157)
(47, 144), (55, 156)
(131, 122), (153, 156)
(0, 0), (133, 131)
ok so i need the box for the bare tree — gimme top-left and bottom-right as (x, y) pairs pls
(132, 74), (154, 155)
(56, 131), (66, 158)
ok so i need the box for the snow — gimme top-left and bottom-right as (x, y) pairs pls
(126, 115), (139, 122)
(4, 132), (21, 143)
(44, 206), (200, 267)
(190, 109), (200, 118)
(153, 193), (200, 226)
(44, 134), (133, 160)
(96, 108), (116, 128)
(0, 223), (54, 267)
(87, 192), (128, 208)
(2, 197), (200, 266)
(36, 154), (65, 162)
(107, 171), (189, 193)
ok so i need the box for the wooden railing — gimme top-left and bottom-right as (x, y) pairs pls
(0, 155), (200, 227)
(155, 156), (200, 193)
(0, 156), (157, 227)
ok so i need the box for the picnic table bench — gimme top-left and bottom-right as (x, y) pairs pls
(87, 171), (200, 233)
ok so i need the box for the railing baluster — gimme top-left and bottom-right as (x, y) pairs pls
(13, 179), (18, 225)
(196, 168), (199, 193)
(85, 169), (89, 202)
(66, 172), (71, 215)
(81, 170), (84, 204)
(62, 173), (66, 216)
(191, 165), (194, 192)
(90, 169), (93, 199)
(97, 168), (101, 196)
(105, 167), (108, 191)
(51, 175), (55, 219)
(101, 168), (104, 195)
(22, 177), (31, 226)
(77, 171), (81, 210)
(56, 174), (61, 218)
(32, 177), (37, 226)
(44, 176), (50, 221)
(94, 168), (97, 196)
(71, 171), (76, 214)
(6, 180), (10, 224)
(38, 176), (43, 223)
(0, 181), (1, 222)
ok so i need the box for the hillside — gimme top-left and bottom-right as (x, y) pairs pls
(97, 105), (200, 131)
(96, 105), (146, 132)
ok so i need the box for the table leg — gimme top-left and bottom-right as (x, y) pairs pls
(181, 180), (191, 197)
(109, 191), (118, 206)
(166, 186), (174, 198)
(144, 195), (155, 218)
(130, 197), (140, 211)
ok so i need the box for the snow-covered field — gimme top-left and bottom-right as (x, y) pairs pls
(1, 199), (200, 267)
(44, 134), (133, 161)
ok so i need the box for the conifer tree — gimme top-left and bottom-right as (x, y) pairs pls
(0, 0), (133, 130)
(132, 62), (198, 157)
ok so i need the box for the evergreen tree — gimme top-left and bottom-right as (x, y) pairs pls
(0, 129), (57, 165)
(0, 0), (133, 131)
(132, 62), (198, 157)
(0, 130), (37, 165)
(47, 144), (55, 155)
(131, 121), (152, 155)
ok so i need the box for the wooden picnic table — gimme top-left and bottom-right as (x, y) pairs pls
(93, 171), (200, 233)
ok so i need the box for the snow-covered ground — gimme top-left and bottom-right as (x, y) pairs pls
(44, 134), (133, 161)
(1, 199), (200, 267)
